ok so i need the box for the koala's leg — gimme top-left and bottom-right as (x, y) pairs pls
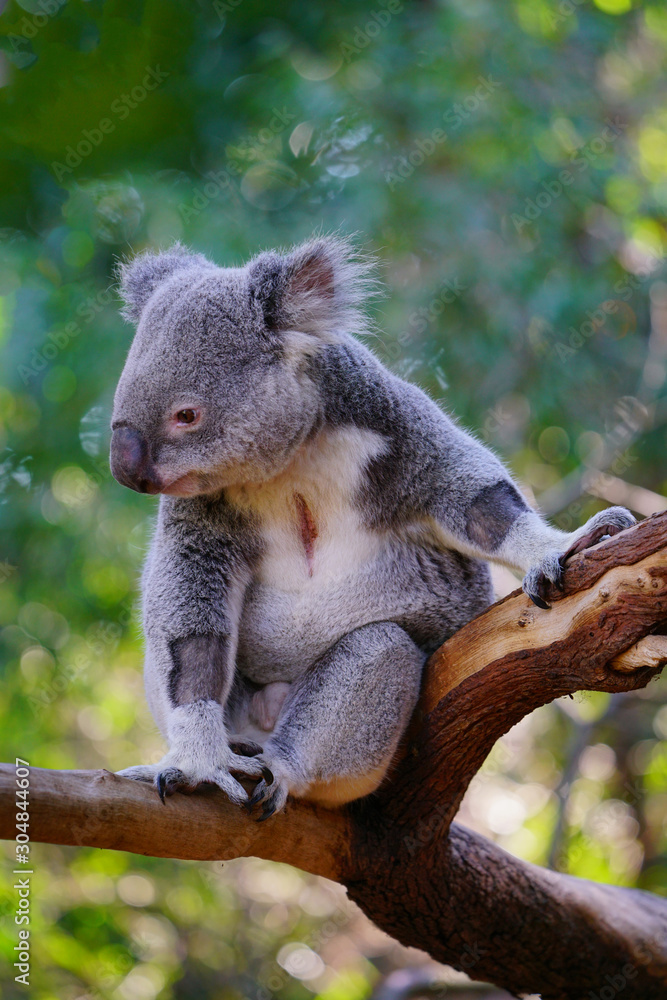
(242, 622), (424, 820)
(405, 408), (636, 610)
(115, 514), (273, 806)
(117, 634), (269, 805)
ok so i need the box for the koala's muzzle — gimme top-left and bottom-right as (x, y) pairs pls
(110, 426), (161, 494)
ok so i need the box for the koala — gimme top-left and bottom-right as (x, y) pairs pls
(110, 237), (635, 819)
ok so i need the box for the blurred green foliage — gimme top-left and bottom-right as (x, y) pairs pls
(0, 0), (666, 997)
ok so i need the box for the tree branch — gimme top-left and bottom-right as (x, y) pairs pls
(385, 513), (667, 833)
(3, 512), (667, 999)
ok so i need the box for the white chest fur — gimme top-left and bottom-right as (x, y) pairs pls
(225, 426), (388, 591)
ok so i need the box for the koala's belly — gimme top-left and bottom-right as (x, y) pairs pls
(227, 428), (492, 681)
(236, 538), (493, 683)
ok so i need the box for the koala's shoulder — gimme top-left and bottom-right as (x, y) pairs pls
(155, 492), (261, 554)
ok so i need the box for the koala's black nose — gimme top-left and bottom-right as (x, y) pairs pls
(110, 426), (161, 494)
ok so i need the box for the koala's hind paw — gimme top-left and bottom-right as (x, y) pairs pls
(233, 749), (292, 820)
(247, 773), (289, 822)
(522, 553), (563, 610)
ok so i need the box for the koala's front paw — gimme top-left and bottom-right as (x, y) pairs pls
(117, 746), (269, 807)
(563, 506), (636, 560)
(116, 764), (160, 784)
(522, 506), (636, 610)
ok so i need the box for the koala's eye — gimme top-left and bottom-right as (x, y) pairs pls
(174, 408), (200, 427)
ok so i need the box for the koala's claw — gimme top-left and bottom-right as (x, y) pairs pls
(527, 590), (550, 611)
(258, 787), (287, 821)
(258, 800), (278, 822)
(248, 772), (288, 821)
(157, 771), (167, 803)
(522, 553), (563, 610)
(155, 767), (195, 803)
(248, 780), (268, 810)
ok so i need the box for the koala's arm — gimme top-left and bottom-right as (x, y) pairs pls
(118, 505), (266, 803)
(391, 387), (635, 606)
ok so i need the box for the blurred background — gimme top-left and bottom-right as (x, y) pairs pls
(1, 0), (666, 997)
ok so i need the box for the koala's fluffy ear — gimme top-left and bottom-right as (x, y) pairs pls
(247, 237), (377, 340)
(116, 244), (211, 322)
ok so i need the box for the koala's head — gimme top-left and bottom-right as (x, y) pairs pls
(110, 237), (373, 497)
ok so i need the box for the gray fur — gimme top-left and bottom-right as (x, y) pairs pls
(111, 237), (635, 816)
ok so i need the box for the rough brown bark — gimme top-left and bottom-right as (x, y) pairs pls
(2, 512), (667, 999)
